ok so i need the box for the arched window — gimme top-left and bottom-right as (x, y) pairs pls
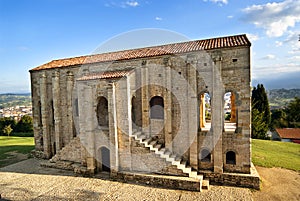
(224, 91), (237, 132)
(200, 149), (211, 162)
(200, 92), (211, 129)
(150, 96), (164, 119)
(74, 98), (79, 117)
(97, 97), (109, 127)
(226, 151), (236, 165)
(38, 101), (42, 127)
(131, 96), (136, 124)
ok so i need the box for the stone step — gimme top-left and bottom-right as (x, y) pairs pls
(202, 179), (210, 190)
(143, 138), (152, 145)
(149, 140), (157, 147)
(131, 133), (209, 192)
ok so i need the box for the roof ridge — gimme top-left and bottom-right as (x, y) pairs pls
(30, 34), (250, 72)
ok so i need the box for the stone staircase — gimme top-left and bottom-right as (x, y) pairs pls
(131, 131), (209, 191)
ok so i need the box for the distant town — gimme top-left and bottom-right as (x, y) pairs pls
(0, 93), (32, 120)
(0, 105), (32, 120)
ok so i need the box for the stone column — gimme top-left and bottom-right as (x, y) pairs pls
(40, 73), (51, 158)
(200, 94), (206, 128)
(108, 83), (119, 176)
(66, 72), (74, 143)
(141, 65), (150, 136)
(85, 85), (96, 173)
(212, 52), (224, 173)
(165, 66), (173, 150)
(52, 70), (62, 153)
(230, 93), (236, 123)
(188, 63), (198, 170)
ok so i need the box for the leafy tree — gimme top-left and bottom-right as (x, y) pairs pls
(252, 107), (269, 139)
(251, 84), (271, 139)
(285, 97), (300, 128)
(252, 84), (271, 127)
(14, 115), (33, 133)
(3, 124), (13, 137)
(0, 117), (16, 135)
(271, 109), (288, 129)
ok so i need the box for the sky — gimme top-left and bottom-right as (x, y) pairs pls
(0, 0), (300, 93)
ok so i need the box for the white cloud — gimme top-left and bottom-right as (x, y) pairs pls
(203, 0), (228, 6)
(261, 54), (276, 60)
(105, 1), (139, 8)
(227, 15), (233, 19)
(242, 0), (300, 37)
(126, 1), (139, 7)
(155, 17), (162, 21)
(275, 41), (283, 47)
(247, 33), (259, 42)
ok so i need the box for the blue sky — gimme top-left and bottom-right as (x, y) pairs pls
(0, 0), (300, 93)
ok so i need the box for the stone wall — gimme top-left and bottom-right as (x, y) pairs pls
(30, 43), (253, 183)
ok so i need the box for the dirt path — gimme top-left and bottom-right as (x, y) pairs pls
(253, 166), (300, 201)
(0, 159), (299, 200)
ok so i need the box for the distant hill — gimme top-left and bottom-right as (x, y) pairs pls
(0, 93), (31, 108)
(268, 88), (300, 109)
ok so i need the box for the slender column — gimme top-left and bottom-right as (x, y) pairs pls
(66, 72), (74, 143)
(40, 73), (51, 158)
(188, 64), (198, 170)
(165, 66), (172, 150)
(52, 71), (61, 153)
(108, 83), (119, 175)
(212, 53), (224, 173)
(200, 94), (206, 128)
(85, 85), (96, 173)
(230, 93), (236, 123)
(141, 65), (149, 135)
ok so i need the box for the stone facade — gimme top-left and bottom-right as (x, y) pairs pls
(30, 34), (259, 190)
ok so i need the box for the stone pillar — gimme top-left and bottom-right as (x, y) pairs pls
(40, 73), (51, 158)
(85, 85), (96, 173)
(212, 52), (224, 173)
(200, 94), (206, 128)
(108, 83), (119, 175)
(66, 72), (74, 143)
(188, 63), (198, 170)
(165, 66), (173, 150)
(230, 93), (236, 123)
(52, 70), (62, 153)
(141, 65), (150, 136)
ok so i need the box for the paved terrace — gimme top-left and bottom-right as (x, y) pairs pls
(0, 159), (252, 201)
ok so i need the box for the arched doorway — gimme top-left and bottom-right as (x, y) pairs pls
(97, 97), (109, 127)
(101, 147), (110, 172)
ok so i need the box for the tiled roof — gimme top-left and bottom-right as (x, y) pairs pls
(30, 34), (250, 71)
(276, 128), (300, 139)
(77, 69), (132, 81)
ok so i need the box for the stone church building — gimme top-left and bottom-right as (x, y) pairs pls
(30, 34), (260, 191)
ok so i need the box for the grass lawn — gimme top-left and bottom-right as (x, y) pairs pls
(252, 139), (300, 171)
(0, 136), (34, 167)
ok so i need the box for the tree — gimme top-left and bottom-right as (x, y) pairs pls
(3, 124), (13, 137)
(285, 97), (300, 128)
(0, 117), (16, 135)
(252, 107), (269, 139)
(14, 115), (33, 133)
(251, 84), (271, 139)
(271, 109), (288, 129)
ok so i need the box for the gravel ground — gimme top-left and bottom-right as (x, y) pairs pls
(0, 159), (253, 201)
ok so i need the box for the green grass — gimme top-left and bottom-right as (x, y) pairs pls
(252, 139), (300, 171)
(0, 136), (34, 167)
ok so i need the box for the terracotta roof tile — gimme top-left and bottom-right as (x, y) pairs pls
(276, 128), (300, 139)
(30, 34), (251, 71)
(77, 69), (132, 81)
